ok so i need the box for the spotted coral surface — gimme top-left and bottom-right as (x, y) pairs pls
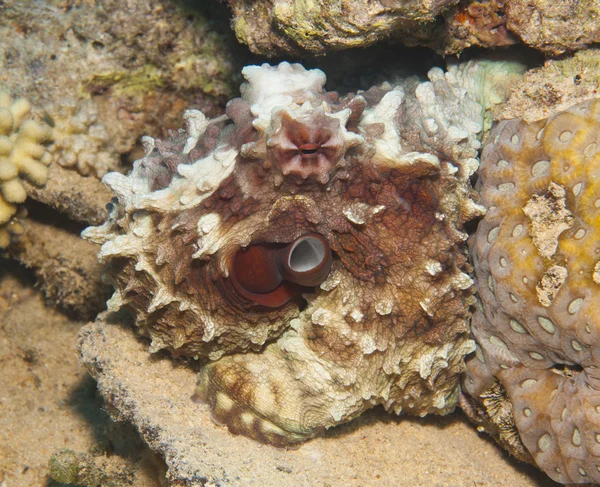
(0, 92), (52, 247)
(83, 61), (517, 446)
(465, 99), (600, 483)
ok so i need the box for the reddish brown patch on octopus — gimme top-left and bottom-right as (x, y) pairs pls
(268, 110), (347, 181)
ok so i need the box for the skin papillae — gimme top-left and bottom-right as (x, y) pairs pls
(83, 61), (511, 446)
(464, 99), (600, 484)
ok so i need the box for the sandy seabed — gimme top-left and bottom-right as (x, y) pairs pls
(0, 262), (560, 487)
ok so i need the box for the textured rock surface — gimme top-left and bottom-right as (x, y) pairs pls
(505, 0), (600, 55)
(78, 318), (559, 487)
(82, 60), (525, 446)
(0, 0), (237, 178)
(464, 98), (600, 483)
(22, 163), (112, 226)
(3, 163), (113, 319)
(227, 0), (461, 55)
(498, 48), (600, 123)
(7, 216), (110, 319)
(227, 0), (599, 57)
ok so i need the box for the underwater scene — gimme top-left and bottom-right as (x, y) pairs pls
(1, 1), (599, 486)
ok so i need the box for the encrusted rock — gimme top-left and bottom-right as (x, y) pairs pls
(227, 0), (460, 55)
(498, 48), (600, 123)
(226, 0), (598, 57)
(504, 0), (600, 55)
(0, 0), (237, 178)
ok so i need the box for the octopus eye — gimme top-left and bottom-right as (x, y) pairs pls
(282, 234), (331, 287)
(233, 244), (282, 295)
(231, 233), (332, 308)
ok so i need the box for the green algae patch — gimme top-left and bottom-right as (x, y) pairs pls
(84, 65), (167, 98)
(49, 449), (134, 487)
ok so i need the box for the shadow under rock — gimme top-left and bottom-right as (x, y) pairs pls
(46, 373), (167, 487)
(0, 257), (36, 288)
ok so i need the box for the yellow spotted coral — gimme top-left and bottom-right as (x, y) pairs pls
(0, 91), (52, 246)
(465, 99), (600, 484)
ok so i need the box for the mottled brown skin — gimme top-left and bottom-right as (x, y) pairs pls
(87, 64), (479, 446)
(112, 146), (464, 350)
(189, 151), (473, 444)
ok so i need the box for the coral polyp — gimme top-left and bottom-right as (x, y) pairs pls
(84, 61), (521, 446)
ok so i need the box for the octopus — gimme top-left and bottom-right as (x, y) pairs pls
(83, 61), (521, 446)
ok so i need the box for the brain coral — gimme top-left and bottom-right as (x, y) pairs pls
(83, 61), (520, 446)
(0, 91), (52, 247)
(465, 99), (600, 483)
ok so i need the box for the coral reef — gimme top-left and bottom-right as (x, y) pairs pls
(226, 0), (598, 57)
(464, 98), (600, 483)
(0, 0), (238, 178)
(82, 60), (523, 446)
(0, 0), (240, 317)
(0, 91), (52, 247)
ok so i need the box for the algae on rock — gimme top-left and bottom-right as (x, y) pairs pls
(0, 0), (238, 178)
(227, 0), (600, 57)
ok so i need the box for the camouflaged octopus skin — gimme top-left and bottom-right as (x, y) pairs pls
(84, 62), (495, 446)
(464, 99), (600, 484)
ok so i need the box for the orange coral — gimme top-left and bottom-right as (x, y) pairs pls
(466, 99), (600, 483)
(448, 0), (516, 49)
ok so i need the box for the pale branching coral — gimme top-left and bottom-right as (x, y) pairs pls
(0, 91), (52, 247)
(48, 99), (120, 178)
(465, 99), (600, 483)
(0, 209), (26, 251)
(84, 61), (519, 446)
